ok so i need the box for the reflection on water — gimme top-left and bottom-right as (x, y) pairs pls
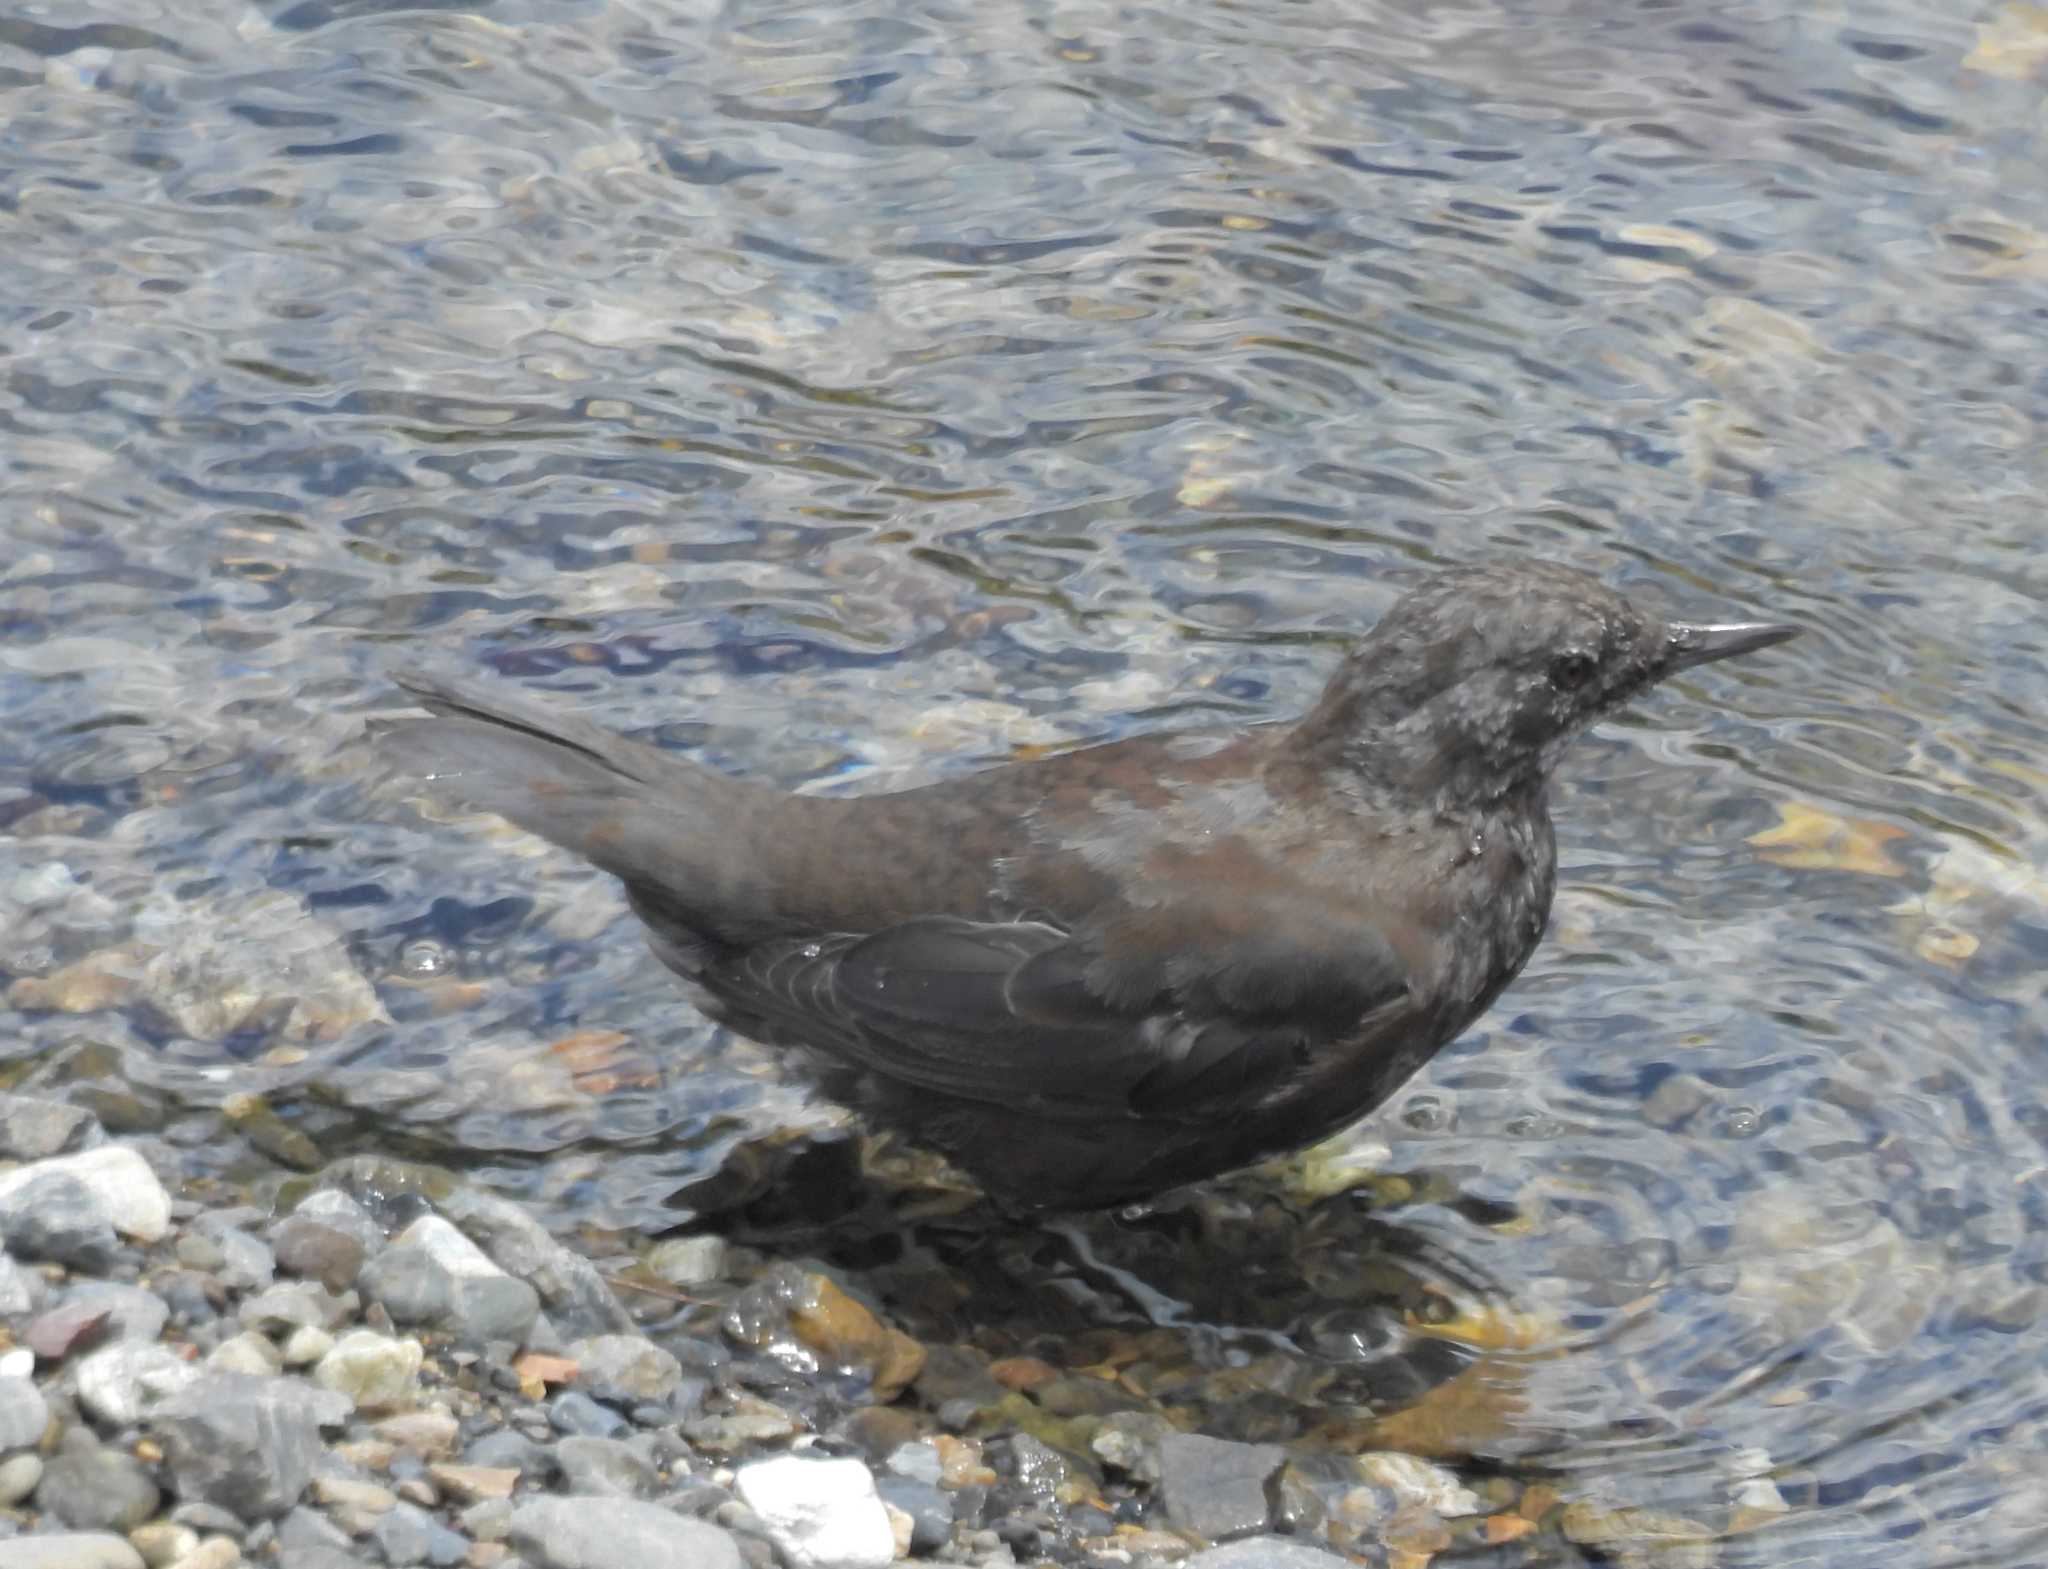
(4, 0), (2047, 1561)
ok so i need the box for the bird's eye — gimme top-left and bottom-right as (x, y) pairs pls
(1549, 651), (1597, 691)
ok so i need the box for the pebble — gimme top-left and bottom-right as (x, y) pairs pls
(153, 1372), (349, 1519)
(645, 1234), (727, 1287)
(567, 1334), (680, 1400)
(65, 1282), (172, 1343)
(0, 1144), (172, 1242)
(370, 1499), (471, 1565)
(4, 1534), (149, 1569)
(206, 1332), (284, 1377)
(312, 1328), (422, 1412)
(0, 1448), (48, 1503)
(0, 1250), (45, 1314)
(1356, 1450), (1483, 1518)
(0, 1171), (120, 1268)
(0, 1371), (51, 1449)
(166, 1540), (240, 1569)
(268, 1216), (367, 1294)
(371, 1407), (461, 1458)
(555, 1433), (659, 1497)
(75, 1342), (201, 1427)
(509, 1495), (744, 1569)
(735, 1454), (897, 1569)
(282, 1325), (334, 1367)
(361, 1215), (542, 1347)
(129, 1521), (201, 1568)
(0, 1091), (101, 1160)
(35, 1438), (163, 1531)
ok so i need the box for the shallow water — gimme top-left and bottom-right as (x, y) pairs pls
(3, 0), (2046, 1561)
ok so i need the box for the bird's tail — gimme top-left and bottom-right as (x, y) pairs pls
(377, 672), (749, 883)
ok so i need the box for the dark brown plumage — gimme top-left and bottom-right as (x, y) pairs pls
(379, 562), (1797, 1211)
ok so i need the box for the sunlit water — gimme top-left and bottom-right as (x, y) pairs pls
(3, 0), (2046, 1562)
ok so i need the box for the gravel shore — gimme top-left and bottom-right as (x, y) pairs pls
(0, 1091), (1682, 1569)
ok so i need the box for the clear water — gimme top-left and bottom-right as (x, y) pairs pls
(3, 0), (2045, 1562)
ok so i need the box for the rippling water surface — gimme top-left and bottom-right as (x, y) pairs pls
(4, 0), (2046, 1562)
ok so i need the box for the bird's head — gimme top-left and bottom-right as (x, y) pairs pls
(1299, 561), (1799, 806)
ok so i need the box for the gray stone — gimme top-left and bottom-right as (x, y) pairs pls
(0, 1093), (100, 1160)
(2, 1533), (148, 1569)
(62, 1281), (170, 1343)
(36, 1439), (162, 1531)
(0, 1250), (45, 1314)
(0, 1448), (45, 1503)
(268, 1215), (367, 1293)
(567, 1334), (680, 1400)
(556, 1434), (659, 1497)
(1184, 1541), (1352, 1569)
(1090, 1410), (1175, 1482)
(285, 1189), (386, 1251)
(0, 1172), (119, 1269)
(167, 1500), (247, 1537)
(735, 1454), (896, 1569)
(0, 1371), (50, 1448)
(464, 1428), (555, 1478)
(321, 1157), (633, 1336)
(276, 1502), (355, 1554)
(152, 1372), (350, 1519)
(0, 1146), (170, 1242)
(210, 1227), (276, 1292)
(877, 1475), (953, 1554)
(370, 1499), (471, 1566)
(359, 1215), (540, 1345)
(511, 1495), (745, 1569)
(548, 1389), (624, 1437)
(1156, 1432), (1286, 1542)
(75, 1342), (201, 1427)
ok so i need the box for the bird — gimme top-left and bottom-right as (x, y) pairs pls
(377, 561), (1798, 1213)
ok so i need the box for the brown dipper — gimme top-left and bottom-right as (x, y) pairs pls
(380, 562), (1797, 1212)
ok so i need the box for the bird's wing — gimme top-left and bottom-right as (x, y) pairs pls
(701, 904), (1412, 1122)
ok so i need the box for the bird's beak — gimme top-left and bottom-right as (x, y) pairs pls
(1662, 620), (1802, 672)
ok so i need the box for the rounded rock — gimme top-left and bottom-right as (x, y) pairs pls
(36, 1442), (163, 1531)
(3, 1533), (148, 1569)
(313, 1329), (423, 1413)
(734, 1454), (896, 1569)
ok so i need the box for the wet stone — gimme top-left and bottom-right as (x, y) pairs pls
(370, 1498), (470, 1566)
(269, 1215), (368, 1294)
(26, 1299), (117, 1360)
(0, 1092), (100, 1160)
(359, 1215), (541, 1346)
(646, 1234), (728, 1288)
(735, 1454), (897, 1569)
(548, 1388), (625, 1437)
(0, 1172), (119, 1269)
(877, 1475), (954, 1555)
(510, 1494), (745, 1569)
(567, 1334), (680, 1400)
(36, 1437), (162, 1531)
(0, 1145), (172, 1243)
(1156, 1432), (1286, 1542)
